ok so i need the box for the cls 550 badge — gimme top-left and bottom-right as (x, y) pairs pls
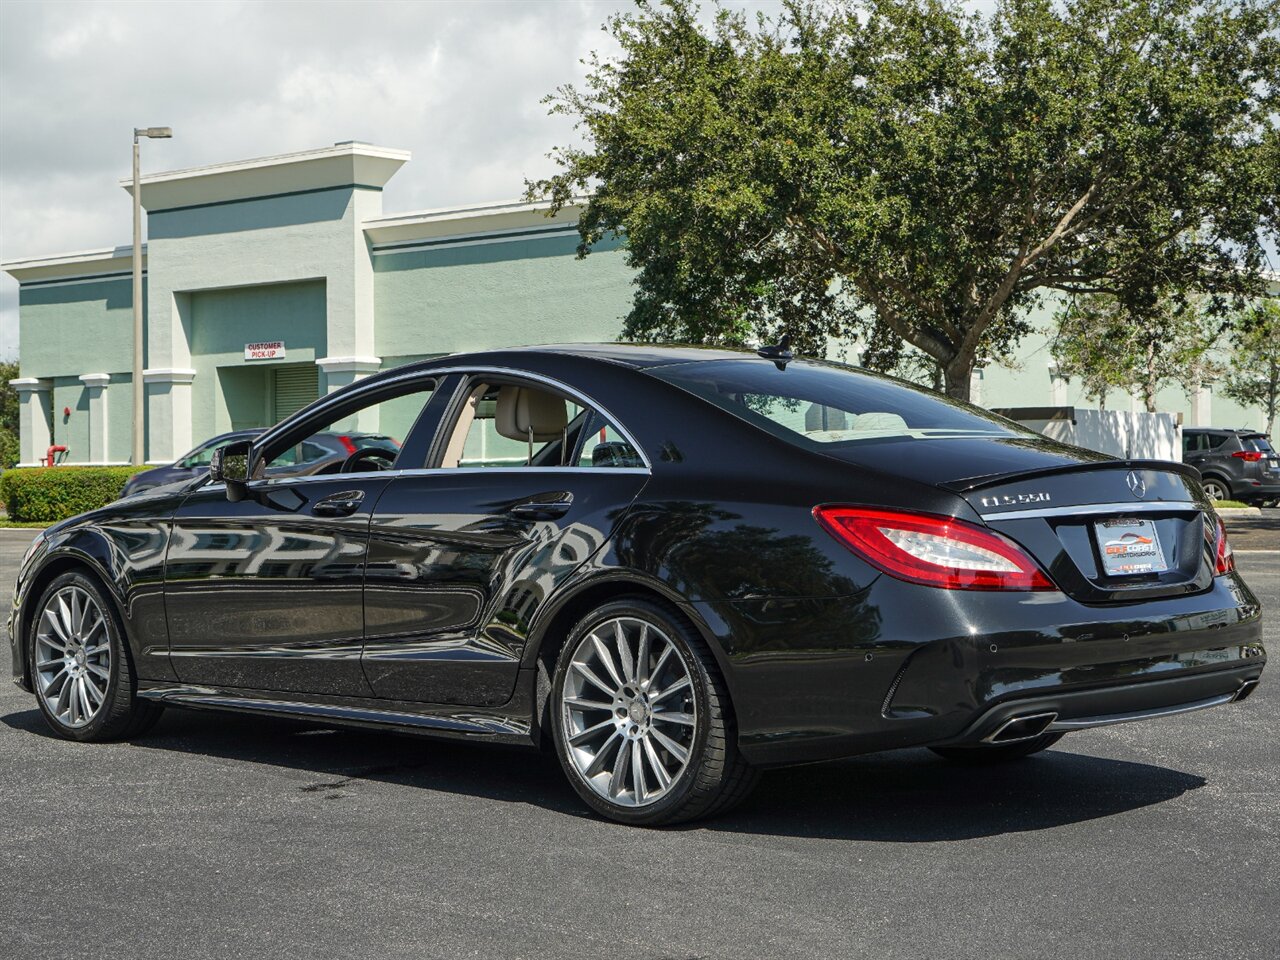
(978, 492), (1052, 508)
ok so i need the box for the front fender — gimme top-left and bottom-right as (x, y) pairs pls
(12, 516), (176, 688)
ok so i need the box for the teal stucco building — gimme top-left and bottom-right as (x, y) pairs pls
(2, 140), (1272, 466)
(2, 142), (632, 466)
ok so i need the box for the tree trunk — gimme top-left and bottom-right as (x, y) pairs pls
(1143, 339), (1158, 413)
(943, 361), (973, 403)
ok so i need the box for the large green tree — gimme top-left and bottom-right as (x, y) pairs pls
(529, 0), (1280, 400)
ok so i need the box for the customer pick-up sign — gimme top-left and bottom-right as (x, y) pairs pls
(245, 341), (286, 361)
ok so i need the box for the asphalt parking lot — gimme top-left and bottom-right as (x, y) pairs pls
(0, 520), (1276, 960)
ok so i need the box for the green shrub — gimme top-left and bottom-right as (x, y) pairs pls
(0, 428), (18, 470)
(0, 466), (150, 523)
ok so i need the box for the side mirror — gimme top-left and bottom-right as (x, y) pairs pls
(209, 439), (253, 502)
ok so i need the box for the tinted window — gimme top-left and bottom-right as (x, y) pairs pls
(261, 382), (434, 472)
(440, 380), (641, 469)
(179, 436), (247, 469)
(1244, 436), (1274, 453)
(649, 359), (1033, 448)
(579, 411), (644, 468)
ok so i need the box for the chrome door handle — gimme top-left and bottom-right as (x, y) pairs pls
(508, 498), (573, 520)
(312, 490), (365, 517)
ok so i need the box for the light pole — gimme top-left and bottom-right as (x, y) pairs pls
(131, 126), (172, 466)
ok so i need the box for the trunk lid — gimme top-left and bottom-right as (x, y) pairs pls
(828, 436), (1214, 604)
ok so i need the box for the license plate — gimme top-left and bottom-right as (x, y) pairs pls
(1095, 517), (1168, 576)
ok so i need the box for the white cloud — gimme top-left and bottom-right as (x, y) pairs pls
(0, 0), (801, 361)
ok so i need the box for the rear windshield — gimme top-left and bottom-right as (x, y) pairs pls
(649, 358), (1032, 448)
(1244, 436), (1274, 453)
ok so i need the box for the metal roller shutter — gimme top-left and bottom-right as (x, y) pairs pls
(272, 365), (319, 423)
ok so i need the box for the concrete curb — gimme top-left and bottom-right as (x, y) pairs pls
(1215, 506), (1263, 518)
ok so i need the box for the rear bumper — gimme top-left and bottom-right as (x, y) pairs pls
(694, 568), (1265, 767)
(1233, 479), (1280, 500)
(937, 661), (1262, 746)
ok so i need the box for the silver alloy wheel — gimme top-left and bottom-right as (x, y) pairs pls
(1202, 480), (1228, 502)
(561, 616), (698, 808)
(34, 586), (112, 729)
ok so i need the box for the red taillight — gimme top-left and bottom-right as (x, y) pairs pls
(1231, 450), (1264, 462)
(813, 506), (1055, 591)
(337, 435), (358, 455)
(1213, 516), (1235, 575)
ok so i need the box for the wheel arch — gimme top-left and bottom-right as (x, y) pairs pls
(522, 571), (742, 745)
(16, 549), (127, 690)
(1198, 472), (1234, 496)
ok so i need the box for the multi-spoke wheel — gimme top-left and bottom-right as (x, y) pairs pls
(35, 584), (112, 728)
(28, 571), (162, 741)
(1201, 478), (1229, 503)
(551, 598), (758, 825)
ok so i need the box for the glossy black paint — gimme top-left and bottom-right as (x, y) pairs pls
(7, 344), (1266, 768)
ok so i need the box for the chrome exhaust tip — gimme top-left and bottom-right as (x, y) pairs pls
(1234, 679), (1260, 703)
(984, 711), (1058, 744)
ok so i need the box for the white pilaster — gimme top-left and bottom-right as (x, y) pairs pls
(78, 373), (111, 464)
(1193, 382), (1213, 426)
(143, 368), (196, 463)
(8, 378), (53, 466)
(316, 356), (382, 431)
(316, 356), (382, 393)
(1047, 361), (1069, 407)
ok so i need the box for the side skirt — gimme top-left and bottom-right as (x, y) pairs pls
(137, 669), (539, 747)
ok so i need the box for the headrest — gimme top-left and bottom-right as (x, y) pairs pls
(495, 386), (568, 442)
(851, 412), (908, 432)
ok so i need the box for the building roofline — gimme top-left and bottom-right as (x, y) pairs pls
(119, 140), (411, 212)
(363, 197), (590, 247)
(2, 245), (141, 284)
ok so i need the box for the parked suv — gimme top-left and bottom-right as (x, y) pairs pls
(1182, 428), (1280, 505)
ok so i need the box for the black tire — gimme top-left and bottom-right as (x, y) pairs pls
(929, 731), (1065, 764)
(27, 571), (164, 742)
(549, 596), (758, 826)
(1200, 478), (1230, 503)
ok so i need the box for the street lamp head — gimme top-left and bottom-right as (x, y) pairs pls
(135, 127), (173, 139)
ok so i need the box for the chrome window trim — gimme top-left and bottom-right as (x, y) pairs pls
(980, 500), (1200, 521)
(253, 364), (651, 472)
(246, 465), (652, 489)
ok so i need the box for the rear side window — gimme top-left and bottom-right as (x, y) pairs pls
(649, 359), (1032, 448)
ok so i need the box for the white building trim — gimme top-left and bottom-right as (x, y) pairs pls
(120, 141), (410, 212)
(315, 356), (382, 375)
(142, 368), (197, 384)
(363, 197), (588, 247)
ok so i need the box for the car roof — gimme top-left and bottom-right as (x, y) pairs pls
(1186, 427), (1266, 436)
(377, 343), (758, 381)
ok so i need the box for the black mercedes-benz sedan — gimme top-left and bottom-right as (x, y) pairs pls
(7, 344), (1266, 825)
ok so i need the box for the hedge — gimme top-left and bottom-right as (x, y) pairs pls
(0, 466), (150, 523)
(0, 429), (18, 471)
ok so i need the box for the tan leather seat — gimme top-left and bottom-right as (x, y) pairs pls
(495, 386), (568, 463)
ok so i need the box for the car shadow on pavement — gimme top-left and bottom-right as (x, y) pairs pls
(711, 747), (1207, 841)
(2, 705), (1205, 841)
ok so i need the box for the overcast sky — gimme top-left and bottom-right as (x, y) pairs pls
(1, 0), (805, 361)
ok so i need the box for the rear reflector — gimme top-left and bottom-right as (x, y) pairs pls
(814, 506), (1055, 591)
(1214, 516), (1235, 575)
